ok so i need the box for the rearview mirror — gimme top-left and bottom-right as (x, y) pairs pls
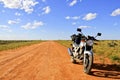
(77, 28), (81, 32)
(97, 33), (101, 36)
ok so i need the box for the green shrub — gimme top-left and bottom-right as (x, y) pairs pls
(110, 55), (120, 62)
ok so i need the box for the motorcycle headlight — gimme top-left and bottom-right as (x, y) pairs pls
(86, 40), (93, 46)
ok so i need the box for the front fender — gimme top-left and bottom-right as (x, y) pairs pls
(84, 51), (93, 56)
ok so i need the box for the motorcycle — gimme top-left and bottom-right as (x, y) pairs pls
(68, 28), (101, 74)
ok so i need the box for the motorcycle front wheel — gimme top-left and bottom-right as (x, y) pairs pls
(83, 54), (93, 74)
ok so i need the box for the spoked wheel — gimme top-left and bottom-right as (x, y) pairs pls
(84, 54), (93, 74)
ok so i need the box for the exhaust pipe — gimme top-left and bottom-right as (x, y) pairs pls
(68, 48), (73, 56)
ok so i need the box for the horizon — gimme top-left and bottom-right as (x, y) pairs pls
(0, 0), (120, 40)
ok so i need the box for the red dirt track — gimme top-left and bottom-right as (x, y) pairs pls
(0, 41), (120, 80)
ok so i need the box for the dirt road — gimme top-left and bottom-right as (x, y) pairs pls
(0, 41), (120, 80)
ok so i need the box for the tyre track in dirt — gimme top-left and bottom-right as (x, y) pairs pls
(2, 42), (51, 80)
(0, 44), (41, 66)
(0, 41), (120, 80)
(0, 42), (47, 79)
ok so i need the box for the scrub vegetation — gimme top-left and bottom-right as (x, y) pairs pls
(0, 40), (43, 51)
(94, 40), (120, 63)
(57, 40), (120, 64)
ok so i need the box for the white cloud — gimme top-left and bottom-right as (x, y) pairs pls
(8, 19), (20, 25)
(21, 21), (44, 30)
(65, 16), (80, 20)
(0, 25), (8, 28)
(65, 16), (70, 19)
(15, 12), (21, 16)
(0, 25), (12, 32)
(69, 0), (77, 6)
(79, 25), (91, 29)
(72, 16), (80, 20)
(67, 0), (82, 5)
(83, 13), (97, 21)
(72, 22), (77, 25)
(42, 6), (51, 14)
(111, 8), (120, 16)
(0, 0), (38, 13)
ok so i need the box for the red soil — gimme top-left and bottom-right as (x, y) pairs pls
(0, 41), (120, 80)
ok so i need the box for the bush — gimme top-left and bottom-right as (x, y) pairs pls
(110, 55), (120, 62)
(108, 41), (118, 47)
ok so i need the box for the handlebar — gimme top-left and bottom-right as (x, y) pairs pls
(71, 28), (101, 41)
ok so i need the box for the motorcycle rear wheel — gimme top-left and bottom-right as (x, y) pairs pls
(71, 56), (76, 63)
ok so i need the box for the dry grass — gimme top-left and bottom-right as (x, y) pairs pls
(94, 40), (120, 64)
(57, 40), (120, 64)
(0, 40), (43, 51)
(56, 40), (72, 48)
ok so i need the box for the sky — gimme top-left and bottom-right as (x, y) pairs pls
(0, 0), (120, 40)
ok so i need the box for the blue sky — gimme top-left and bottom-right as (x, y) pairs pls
(0, 0), (120, 40)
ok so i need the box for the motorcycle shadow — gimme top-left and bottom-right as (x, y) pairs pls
(73, 60), (83, 65)
(73, 62), (83, 65)
(90, 63), (120, 79)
